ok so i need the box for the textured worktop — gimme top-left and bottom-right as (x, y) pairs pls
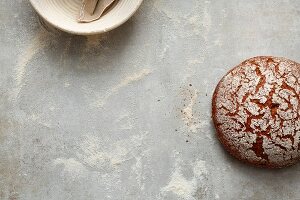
(0, 0), (300, 199)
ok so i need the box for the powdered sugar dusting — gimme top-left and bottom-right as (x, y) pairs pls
(213, 56), (300, 168)
(160, 158), (208, 200)
(181, 88), (199, 133)
(53, 158), (88, 177)
(93, 69), (153, 108)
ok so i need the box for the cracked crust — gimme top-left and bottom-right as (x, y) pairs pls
(212, 56), (300, 168)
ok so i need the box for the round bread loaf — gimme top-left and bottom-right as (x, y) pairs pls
(212, 56), (300, 168)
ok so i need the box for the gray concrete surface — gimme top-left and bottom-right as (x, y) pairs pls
(1, 0), (300, 199)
